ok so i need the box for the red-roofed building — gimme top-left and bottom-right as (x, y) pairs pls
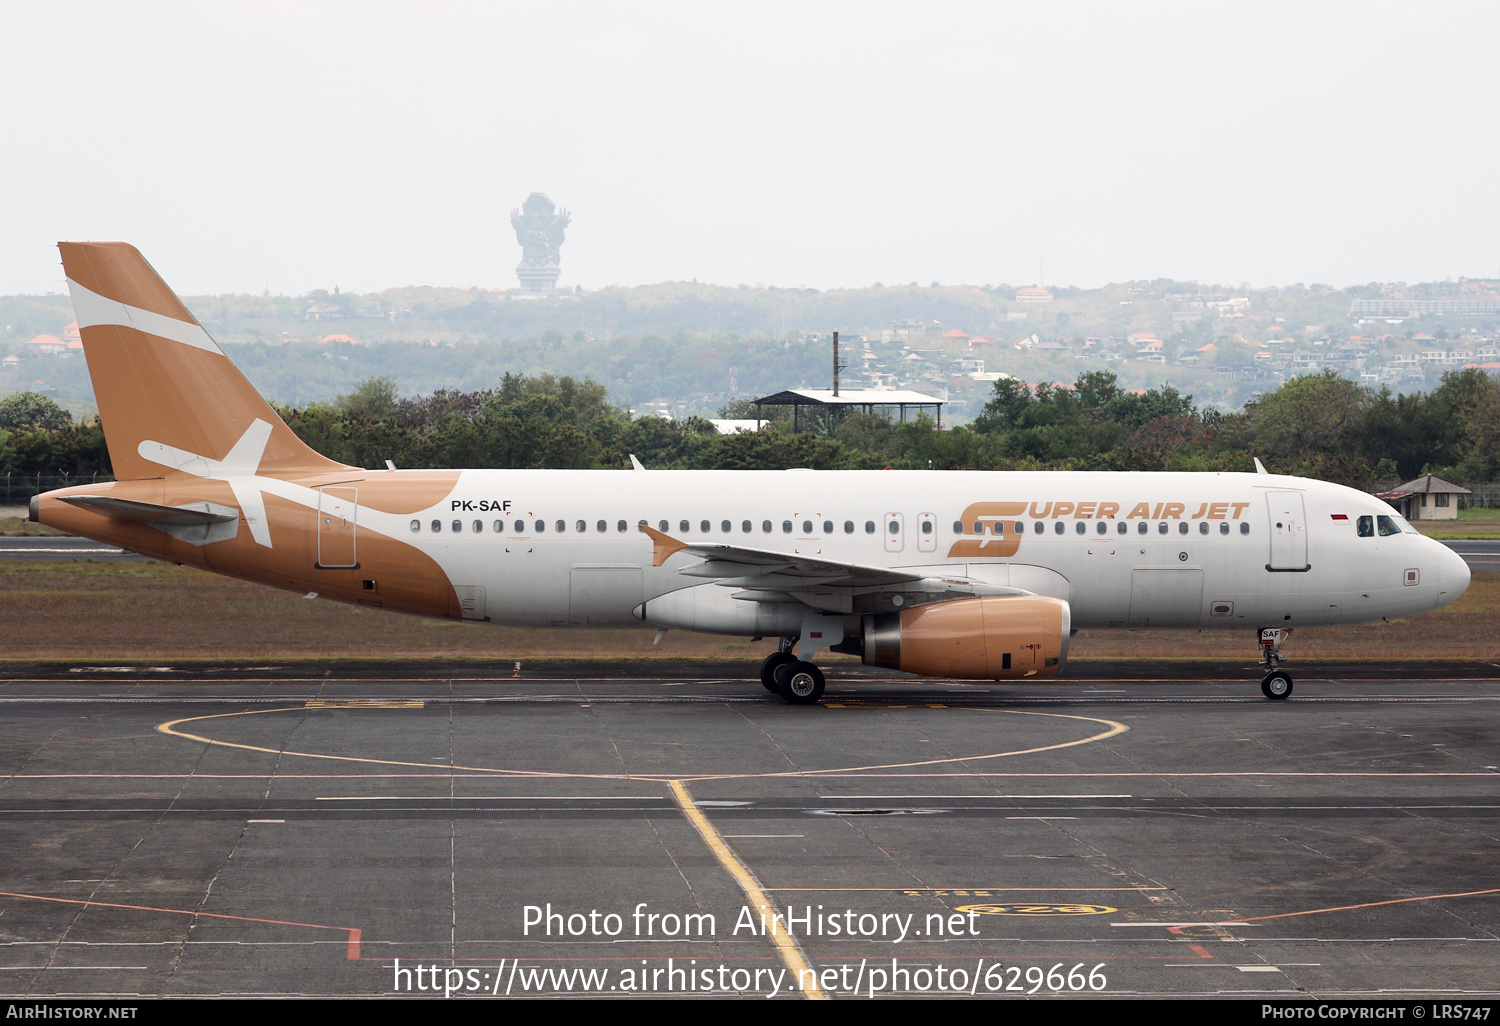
(1015, 286), (1052, 304)
(319, 334), (358, 344)
(26, 334), (66, 353)
(62, 321), (82, 348)
(943, 328), (970, 340)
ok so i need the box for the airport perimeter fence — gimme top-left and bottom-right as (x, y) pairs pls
(0, 473), (113, 506)
(1457, 483), (1500, 508)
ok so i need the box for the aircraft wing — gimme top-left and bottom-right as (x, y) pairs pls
(638, 524), (1023, 614)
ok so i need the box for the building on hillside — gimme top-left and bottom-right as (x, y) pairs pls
(1015, 286), (1052, 303)
(751, 388), (946, 430)
(1375, 474), (1471, 521)
(25, 334), (67, 354)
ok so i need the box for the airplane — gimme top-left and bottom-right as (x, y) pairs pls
(30, 242), (1472, 704)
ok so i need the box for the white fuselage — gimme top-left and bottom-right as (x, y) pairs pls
(386, 468), (1469, 634)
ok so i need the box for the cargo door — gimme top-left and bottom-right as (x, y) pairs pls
(1127, 568), (1204, 628)
(569, 566), (644, 627)
(1266, 491), (1310, 571)
(317, 486), (358, 568)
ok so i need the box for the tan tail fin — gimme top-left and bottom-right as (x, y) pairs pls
(59, 241), (353, 481)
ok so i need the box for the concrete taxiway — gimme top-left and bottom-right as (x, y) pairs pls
(0, 661), (1495, 999)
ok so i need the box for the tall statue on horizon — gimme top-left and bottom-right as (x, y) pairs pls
(511, 192), (569, 294)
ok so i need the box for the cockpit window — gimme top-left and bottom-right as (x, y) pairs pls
(1378, 513), (1418, 536)
(1357, 515), (1374, 538)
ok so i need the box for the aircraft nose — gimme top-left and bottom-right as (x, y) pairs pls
(1433, 540), (1470, 610)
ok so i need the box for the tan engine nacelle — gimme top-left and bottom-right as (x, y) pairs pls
(862, 595), (1071, 680)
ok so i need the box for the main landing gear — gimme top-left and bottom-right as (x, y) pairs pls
(1257, 627), (1294, 700)
(758, 644), (826, 705)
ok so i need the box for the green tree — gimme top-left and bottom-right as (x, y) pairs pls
(0, 392), (71, 431)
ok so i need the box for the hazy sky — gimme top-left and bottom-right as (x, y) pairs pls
(2, 1), (1495, 295)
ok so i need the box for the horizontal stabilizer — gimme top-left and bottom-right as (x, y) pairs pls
(60, 495), (238, 527)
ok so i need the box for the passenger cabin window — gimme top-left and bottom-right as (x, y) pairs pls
(1239, 522), (1250, 535)
(1137, 522), (1147, 535)
(865, 521), (875, 534)
(474, 520), (483, 533)
(823, 521), (832, 534)
(721, 520), (731, 532)
(597, 520), (607, 532)
(556, 520), (566, 533)
(495, 520), (505, 532)
(888, 520), (900, 535)
(577, 520), (587, 533)
(1054, 522), (1065, 535)
(1097, 521), (1107, 535)
(1178, 522), (1189, 535)
(515, 520), (525, 533)
(453, 520), (462, 533)
(1358, 515), (1374, 537)
(1034, 521), (1044, 534)
(410, 520), (420, 533)
(993, 522), (1005, 535)
(617, 520), (627, 532)
(743, 521), (753, 533)
(1117, 521), (1127, 534)
(1158, 522), (1169, 534)
(680, 520), (690, 533)
(844, 521), (854, 534)
(535, 520), (545, 533)
(1013, 522), (1024, 534)
(1219, 522), (1229, 535)
(659, 520), (668, 531)
(1198, 522), (1208, 535)
(1075, 522), (1085, 534)
(783, 521), (793, 534)
(763, 521), (772, 533)
(431, 520), (442, 533)
(802, 520), (812, 534)
(921, 520), (933, 535)
(954, 521), (964, 534)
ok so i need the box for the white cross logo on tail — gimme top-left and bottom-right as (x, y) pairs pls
(138, 420), (275, 548)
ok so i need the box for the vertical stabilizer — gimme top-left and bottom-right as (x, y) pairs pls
(58, 242), (353, 480)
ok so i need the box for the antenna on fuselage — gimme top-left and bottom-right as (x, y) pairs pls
(1254, 457), (1269, 475)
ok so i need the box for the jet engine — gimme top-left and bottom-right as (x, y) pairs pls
(861, 595), (1071, 680)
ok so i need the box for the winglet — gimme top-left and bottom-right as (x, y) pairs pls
(638, 523), (689, 566)
(1254, 457), (1268, 475)
(629, 454), (646, 471)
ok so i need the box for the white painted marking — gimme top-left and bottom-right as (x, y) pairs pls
(828, 794), (1132, 799)
(313, 795), (665, 801)
(1112, 922), (1262, 927)
(67, 279), (221, 354)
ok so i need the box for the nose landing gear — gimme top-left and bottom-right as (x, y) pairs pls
(1258, 628), (1294, 700)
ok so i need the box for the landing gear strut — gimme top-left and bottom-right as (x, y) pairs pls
(1258, 628), (1294, 700)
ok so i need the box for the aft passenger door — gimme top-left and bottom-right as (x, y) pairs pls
(1266, 491), (1310, 571)
(316, 486), (358, 568)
